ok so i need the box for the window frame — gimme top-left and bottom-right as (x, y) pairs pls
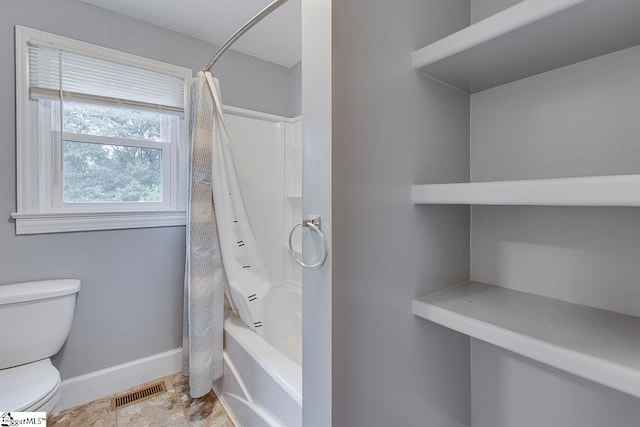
(13, 26), (192, 234)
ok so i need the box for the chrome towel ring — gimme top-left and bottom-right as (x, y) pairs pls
(288, 215), (328, 270)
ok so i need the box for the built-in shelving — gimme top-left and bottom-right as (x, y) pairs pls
(413, 281), (640, 399)
(411, 174), (640, 206)
(413, 0), (640, 93)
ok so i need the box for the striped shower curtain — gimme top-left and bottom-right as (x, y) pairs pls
(183, 71), (271, 398)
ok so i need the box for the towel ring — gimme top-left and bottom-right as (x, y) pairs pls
(288, 216), (327, 270)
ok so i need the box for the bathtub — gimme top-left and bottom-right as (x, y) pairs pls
(215, 283), (302, 427)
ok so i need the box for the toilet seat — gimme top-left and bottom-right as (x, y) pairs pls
(0, 358), (61, 412)
(26, 383), (61, 413)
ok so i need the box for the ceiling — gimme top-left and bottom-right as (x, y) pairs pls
(79, 0), (301, 68)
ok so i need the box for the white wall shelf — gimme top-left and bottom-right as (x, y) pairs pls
(413, 281), (640, 399)
(413, 0), (640, 93)
(411, 174), (640, 206)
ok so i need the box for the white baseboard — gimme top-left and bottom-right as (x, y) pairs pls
(54, 348), (183, 414)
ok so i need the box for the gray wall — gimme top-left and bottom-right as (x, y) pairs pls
(470, 41), (640, 427)
(1, 0), (292, 379)
(289, 61), (302, 117)
(471, 340), (640, 427)
(470, 0), (522, 22)
(331, 1), (472, 425)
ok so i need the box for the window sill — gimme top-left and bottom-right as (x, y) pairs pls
(11, 210), (186, 235)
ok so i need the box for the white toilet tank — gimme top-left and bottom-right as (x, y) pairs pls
(0, 279), (80, 370)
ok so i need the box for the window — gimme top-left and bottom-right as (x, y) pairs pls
(13, 26), (191, 234)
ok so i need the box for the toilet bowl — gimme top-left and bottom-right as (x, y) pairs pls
(0, 279), (80, 413)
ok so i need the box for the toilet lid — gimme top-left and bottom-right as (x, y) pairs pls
(0, 359), (60, 411)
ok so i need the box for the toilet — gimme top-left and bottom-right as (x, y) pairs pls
(0, 279), (80, 413)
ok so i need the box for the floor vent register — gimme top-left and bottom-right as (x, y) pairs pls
(110, 381), (167, 410)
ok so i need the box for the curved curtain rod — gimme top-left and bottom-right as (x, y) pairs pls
(204, 0), (289, 72)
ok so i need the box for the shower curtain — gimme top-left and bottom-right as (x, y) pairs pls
(184, 71), (272, 397)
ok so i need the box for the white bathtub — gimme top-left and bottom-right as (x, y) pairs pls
(215, 283), (302, 427)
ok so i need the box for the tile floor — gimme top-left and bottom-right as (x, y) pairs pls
(48, 373), (234, 427)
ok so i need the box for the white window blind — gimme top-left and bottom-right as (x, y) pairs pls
(28, 43), (185, 114)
